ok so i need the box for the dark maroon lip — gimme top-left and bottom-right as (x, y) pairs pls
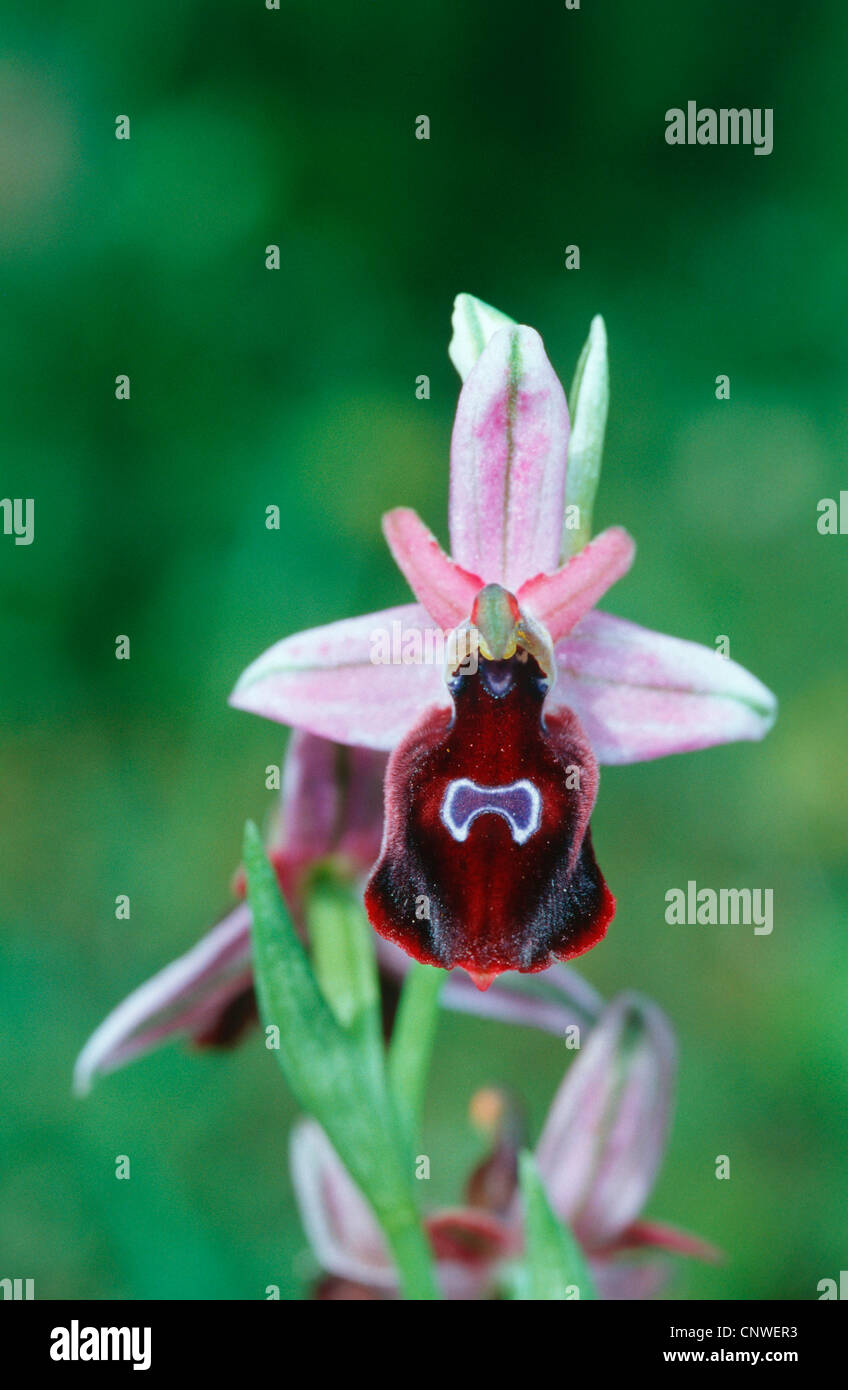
(365, 650), (615, 986)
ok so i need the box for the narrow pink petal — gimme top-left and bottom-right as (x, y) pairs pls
(444, 961), (604, 1036)
(534, 992), (676, 1250)
(427, 1207), (517, 1265)
(230, 604), (448, 750)
(382, 508), (482, 629)
(442, 976), (595, 1038)
(614, 1220), (722, 1263)
(551, 610), (778, 764)
(289, 1120), (395, 1290)
(374, 937), (603, 1037)
(73, 904), (253, 1094)
(517, 527), (635, 642)
(449, 325), (569, 590)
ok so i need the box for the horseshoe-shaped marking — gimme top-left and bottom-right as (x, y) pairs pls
(440, 778), (542, 846)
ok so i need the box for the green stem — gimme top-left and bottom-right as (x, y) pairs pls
(382, 1203), (441, 1301)
(388, 963), (445, 1149)
(306, 863), (382, 1065)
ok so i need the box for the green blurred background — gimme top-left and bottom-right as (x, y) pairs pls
(2, 0), (846, 1300)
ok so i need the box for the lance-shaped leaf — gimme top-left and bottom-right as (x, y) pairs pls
(243, 822), (439, 1299)
(517, 1151), (597, 1300)
(245, 822), (379, 1145)
(449, 292), (517, 381)
(563, 315), (609, 557)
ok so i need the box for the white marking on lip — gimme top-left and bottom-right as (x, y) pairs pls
(440, 778), (542, 845)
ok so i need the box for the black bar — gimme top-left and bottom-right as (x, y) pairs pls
(1, 1298), (843, 1376)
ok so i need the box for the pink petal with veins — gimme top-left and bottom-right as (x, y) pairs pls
(230, 604), (448, 750)
(449, 326), (569, 590)
(552, 609), (777, 764)
(534, 992), (676, 1251)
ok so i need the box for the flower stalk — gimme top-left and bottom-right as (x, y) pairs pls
(306, 862), (382, 1062)
(388, 962), (445, 1151)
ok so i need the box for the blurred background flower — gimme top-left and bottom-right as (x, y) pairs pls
(291, 995), (719, 1299)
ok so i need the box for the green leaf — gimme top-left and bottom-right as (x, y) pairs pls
(388, 963), (445, 1148)
(563, 314), (609, 558)
(518, 1151), (597, 1300)
(244, 823), (355, 1120)
(306, 862), (382, 1068)
(243, 823), (440, 1299)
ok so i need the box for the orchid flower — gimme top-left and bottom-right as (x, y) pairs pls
(231, 295), (776, 987)
(75, 731), (600, 1094)
(290, 993), (719, 1300)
